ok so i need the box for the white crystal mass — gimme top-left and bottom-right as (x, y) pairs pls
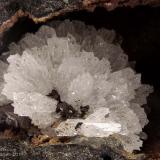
(0, 20), (153, 152)
(13, 92), (58, 128)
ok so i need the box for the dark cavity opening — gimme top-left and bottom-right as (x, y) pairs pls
(100, 152), (112, 160)
(1, 6), (160, 158)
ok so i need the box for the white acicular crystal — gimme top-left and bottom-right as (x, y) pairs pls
(67, 73), (94, 106)
(13, 92), (58, 128)
(1, 20), (153, 152)
(80, 107), (121, 137)
(80, 122), (121, 137)
(56, 108), (121, 137)
(2, 51), (55, 101)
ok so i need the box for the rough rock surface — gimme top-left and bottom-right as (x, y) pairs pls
(0, 137), (145, 160)
(0, 0), (160, 55)
(0, 0), (160, 34)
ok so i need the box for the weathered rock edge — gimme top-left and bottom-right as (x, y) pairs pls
(0, 0), (160, 34)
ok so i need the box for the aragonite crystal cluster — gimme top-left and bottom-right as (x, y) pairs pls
(0, 20), (153, 152)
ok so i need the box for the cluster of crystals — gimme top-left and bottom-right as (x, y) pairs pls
(0, 20), (153, 152)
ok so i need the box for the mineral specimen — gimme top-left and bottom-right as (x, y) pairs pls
(0, 20), (153, 152)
